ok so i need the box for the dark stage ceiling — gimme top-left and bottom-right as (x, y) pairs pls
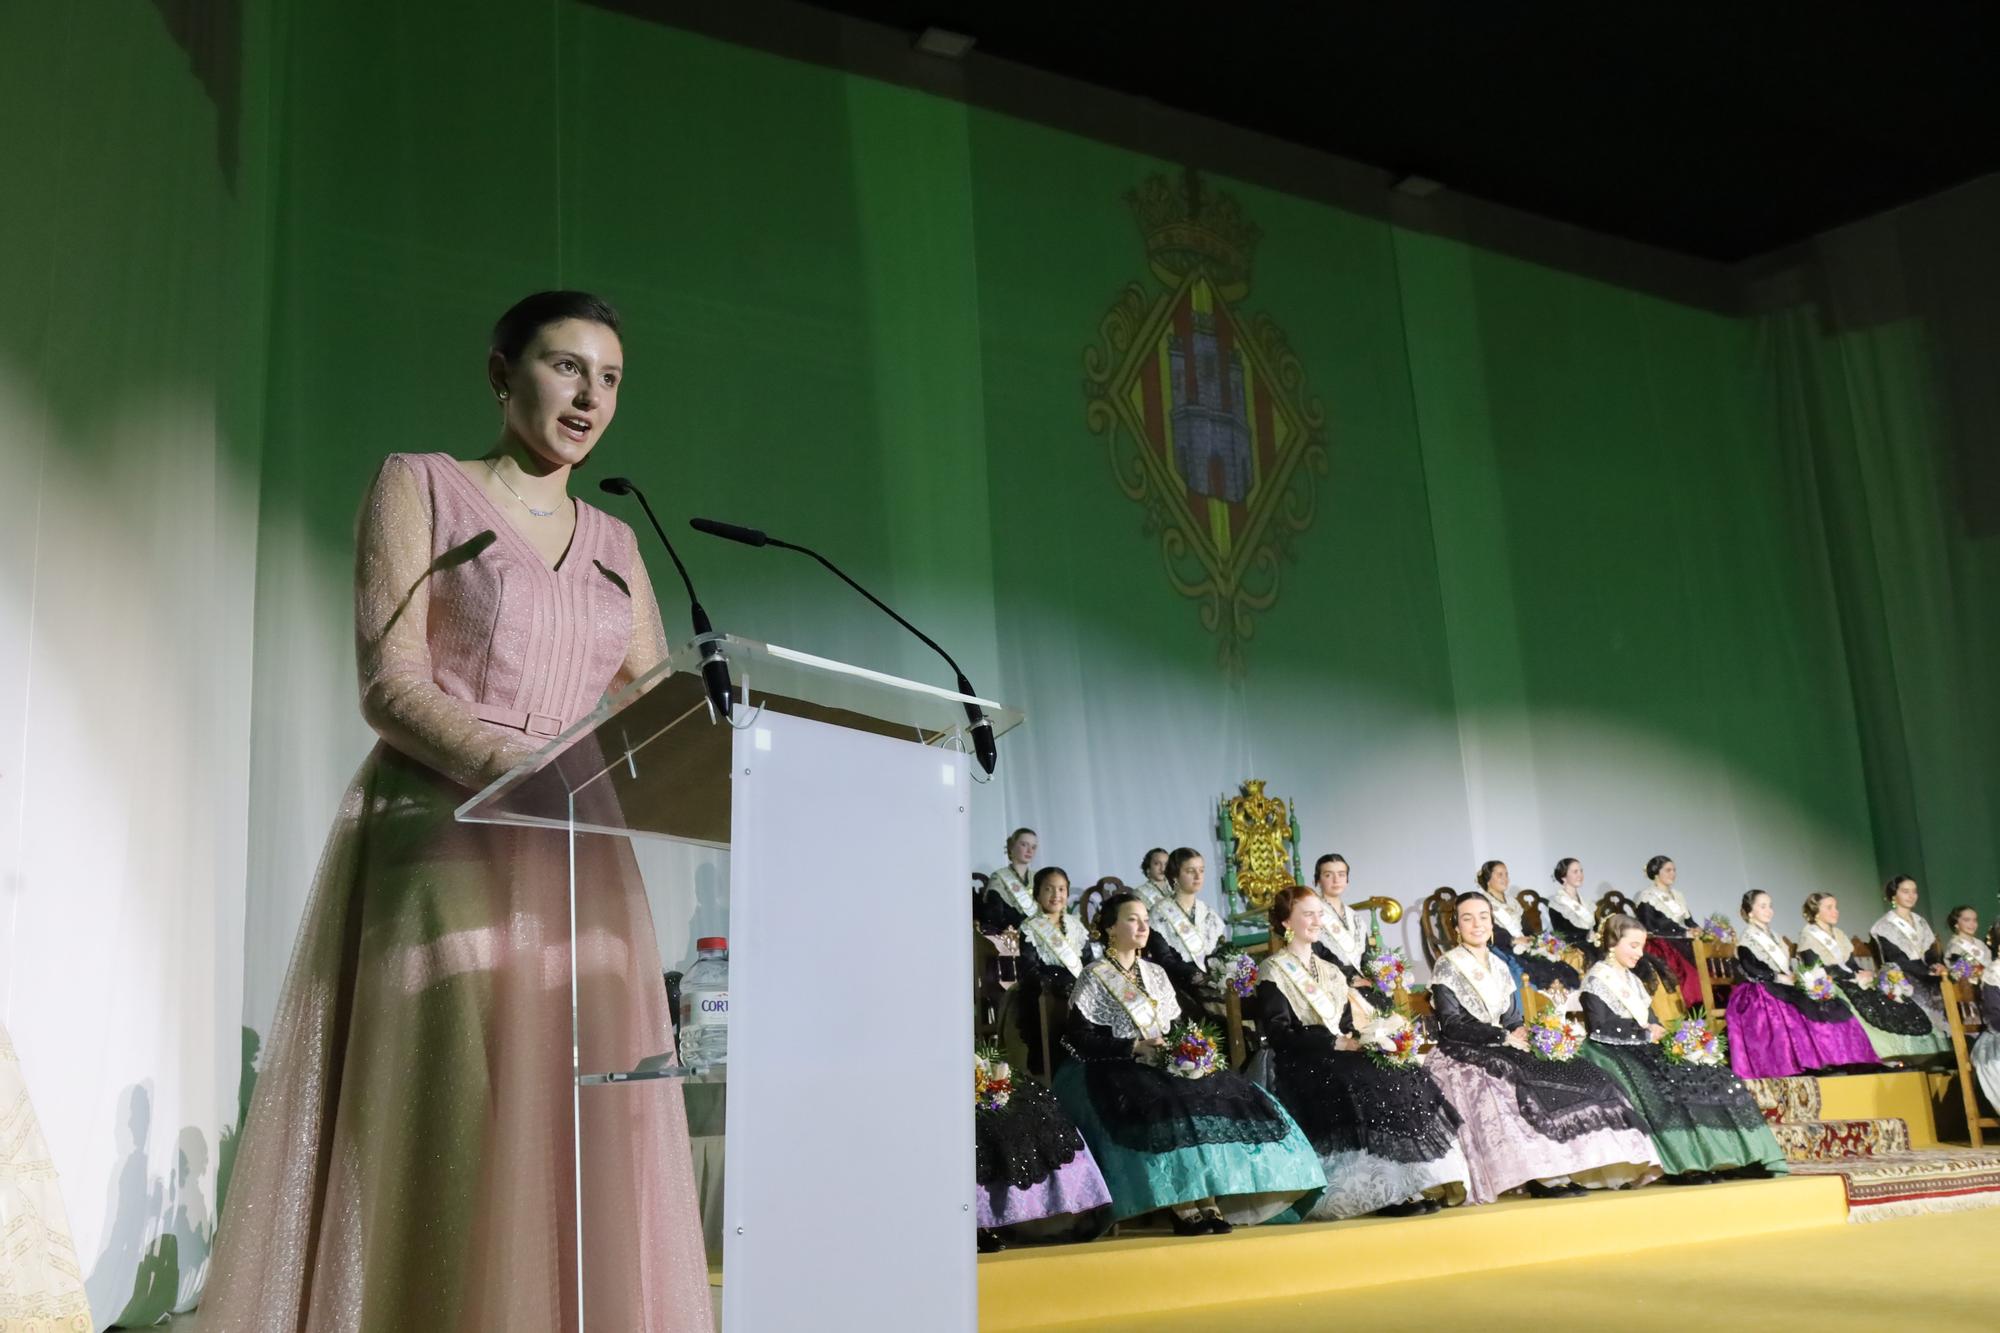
(797, 1), (2000, 263)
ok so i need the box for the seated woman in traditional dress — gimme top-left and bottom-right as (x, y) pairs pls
(1475, 860), (1580, 996)
(1256, 886), (1468, 1219)
(977, 827), (1040, 934)
(1869, 875), (1948, 1034)
(1942, 906), (1992, 971)
(1973, 956), (2000, 1116)
(1546, 857), (1599, 961)
(1632, 855), (1704, 1009)
(1141, 847), (1229, 1020)
(1133, 847), (1171, 907)
(1797, 892), (1949, 1064)
(1726, 889), (1879, 1078)
(974, 1047), (1113, 1253)
(1055, 893), (1324, 1233)
(1426, 892), (1659, 1203)
(1003, 866), (1097, 1075)
(1309, 853), (1371, 986)
(1579, 916), (1789, 1183)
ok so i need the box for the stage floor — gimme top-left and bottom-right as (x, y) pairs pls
(1013, 1204), (2000, 1333)
(980, 1174), (1847, 1332)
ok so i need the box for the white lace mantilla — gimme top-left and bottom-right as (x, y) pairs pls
(1432, 947), (1515, 1027)
(1584, 961), (1655, 1027)
(1946, 936), (1994, 968)
(1740, 923), (1793, 979)
(1801, 923), (1854, 967)
(1259, 950), (1362, 1030)
(1637, 884), (1693, 926)
(1871, 910), (1936, 962)
(1132, 879), (1168, 908)
(1320, 900), (1367, 968)
(1151, 895), (1226, 971)
(1073, 958), (1182, 1038)
(1548, 890), (1595, 932)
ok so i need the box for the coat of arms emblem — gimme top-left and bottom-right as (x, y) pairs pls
(1083, 169), (1330, 671)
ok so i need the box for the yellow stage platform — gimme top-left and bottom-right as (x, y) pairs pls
(1817, 1069), (1938, 1147)
(977, 1175), (1847, 1333)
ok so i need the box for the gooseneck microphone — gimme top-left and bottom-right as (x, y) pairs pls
(599, 478), (733, 723)
(690, 517), (998, 774)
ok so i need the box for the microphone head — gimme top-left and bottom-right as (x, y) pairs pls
(690, 517), (769, 548)
(598, 476), (634, 496)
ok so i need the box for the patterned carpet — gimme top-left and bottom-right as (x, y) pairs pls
(1746, 1074), (2000, 1221)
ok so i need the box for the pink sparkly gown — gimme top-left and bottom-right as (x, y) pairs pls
(199, 453), (713, 1332)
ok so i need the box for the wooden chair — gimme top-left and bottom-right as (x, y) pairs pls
(1077, 875), (1127, 932)
(1521, 976), (1553, 1024)
(1940, 977), (1998, 1148)
(1691, 937), (1739, 1033)
(1418, 886), (1459, 966)
(973, 928), (1019, 1042)
(1850, 937), (1877, 969)
(1515, 889), (1547, 935)
(1036, 990), (1060, 1080)
(1594, 889), (1633, 926)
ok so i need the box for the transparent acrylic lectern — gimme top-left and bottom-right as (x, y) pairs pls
(457, 634), (1021, 1333)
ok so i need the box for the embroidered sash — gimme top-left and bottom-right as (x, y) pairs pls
(1267, 951), (1349, 1033)
(1132, 879), (1168, 908)
(1584, 962), (1654, 1026)
(1022, 911), (1086, 976)
(1945, 937), (1993, 968)
(1872, 911), (1935, 960)
(1435, 947), (1513, 1026)
(1320, 902), (1366, 968)
(1088, 958), (1168, 1041)
(1740, 923), (1793, 978)
(1801, 924), (1853, 966)
(1151, 895), (1215, 973)
(1638, 885), (1693, 926)
(990, 866), (1035, 919)
(1483, 891), (1524, 938)
(1549, 891), (1594, 932)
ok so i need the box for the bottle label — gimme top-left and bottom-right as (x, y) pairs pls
(684, 990), (730, 1027)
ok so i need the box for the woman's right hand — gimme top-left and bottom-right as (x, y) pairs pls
(1504, 1026), (1530, 1050)
(1133, 1036), (1167, 1057)
(1855, 969), (1875, 987)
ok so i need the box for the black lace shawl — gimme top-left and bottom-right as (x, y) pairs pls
(975, 1073), (1087, 1192)
(1432, 981), (1645, 1142)
(1255, 979), (1460, 1162)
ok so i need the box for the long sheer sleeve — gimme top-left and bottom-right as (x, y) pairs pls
(1432, 985), (1512, 1046)
(354, 456), (535, 790)
(1872, 932), (1922, 971)
(1142, 933), (1201, 995)
(611, 537), (671, 693)
(1734, 948), (1787, 985)
(1635, 902), (1686, 938)
(1581, 991), (1650, 1044)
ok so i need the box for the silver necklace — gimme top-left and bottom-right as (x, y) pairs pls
(484, 458), (562, 518)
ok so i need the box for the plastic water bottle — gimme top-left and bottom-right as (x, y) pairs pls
(678, 937), (730, 1071)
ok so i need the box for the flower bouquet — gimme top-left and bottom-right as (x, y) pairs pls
(1162, 1019), (1223, 1080)
(1877, 962), (1914, 1002)
(1365, 947), (1409, 997)
(1794, 960), (1838, 1002)
(1361, 1013), (1425, 1070)
(1525, 1011), (1585, 1062)
(974, 1046), (1013, 1113)
(1520, 931), (1565, 963)
(1661, 1010), (1727, 1067)
(1208, 946), (1259, 1000)
(1695, 915), (1738, 946)
(1947, 955), (1984, 985)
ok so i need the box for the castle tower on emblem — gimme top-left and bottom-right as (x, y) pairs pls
(1083, 168), (1331, 670)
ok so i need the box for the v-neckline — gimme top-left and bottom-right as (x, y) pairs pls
(440, 454), (583, 574)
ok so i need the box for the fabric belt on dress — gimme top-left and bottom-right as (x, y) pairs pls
(468, 701), (568, 739)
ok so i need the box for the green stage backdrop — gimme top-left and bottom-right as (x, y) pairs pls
(3, 4), (1995, 1326)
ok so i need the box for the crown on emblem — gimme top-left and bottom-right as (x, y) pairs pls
(1127, 170), (1262, 300)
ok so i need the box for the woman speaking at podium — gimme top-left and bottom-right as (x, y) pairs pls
(200, 293), (712, 1331)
